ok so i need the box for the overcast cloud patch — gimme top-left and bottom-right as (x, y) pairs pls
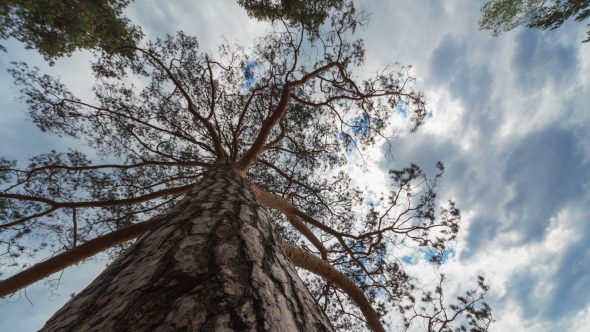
(429, 35), (498, 138)
(544, 215), (590, 320)
(429, 35), (466, 85)
(502, 126), (587, 243)
(462, 217), (500, 260)
(502, 200), (590, 328)
(511, 29), (578, 93)
(505, 269), (541, 319)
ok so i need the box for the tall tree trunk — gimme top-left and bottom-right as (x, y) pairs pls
(41, 164), (334, 332)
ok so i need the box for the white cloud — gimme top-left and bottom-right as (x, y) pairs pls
(359, 1), (590, 331)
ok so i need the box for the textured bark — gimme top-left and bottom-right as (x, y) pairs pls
(41, 164), (334, 332)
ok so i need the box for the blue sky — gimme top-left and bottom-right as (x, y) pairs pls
(1, 1), (589, 331)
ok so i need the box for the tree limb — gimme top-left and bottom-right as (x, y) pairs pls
(0, 207), (58, 229)
(251, 183), (382, 284)
(8, 160), (209, 180)
(0, 183), (193, 224)
(282, 243), (385, 332)
(113, 46), (226, 157)
(235, 62), (339, 175)
(231, 86), (265, 162)
(0, 215), (161, 298)
(252, 184), (328, 260)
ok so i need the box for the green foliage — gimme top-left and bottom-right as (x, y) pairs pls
(238, 0), (345, 33)
(0, 0), (142, 64)
(479, 0), (590, 42)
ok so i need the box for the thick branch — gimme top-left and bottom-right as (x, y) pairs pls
(262, 121), (286, 152)
(282, 243), (385, 332)
(251, 184), (379, 281)
(287, 214), (328, 261)
(0, 216), (160, 298)
(234, 86), (290, 175)
(252, 184), (327, 259)
(235, 62), (339, 175)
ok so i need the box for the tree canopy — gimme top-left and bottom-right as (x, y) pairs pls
(0, 0), (142, 63)
(479, 0), (590, 42)
(1, 2), (492, 330)
(238, 0), (343, 32)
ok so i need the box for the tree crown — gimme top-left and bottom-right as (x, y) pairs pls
(479, 0), (590, 42)
(0, 0), (142, 64)
(1, 3), (492, 330)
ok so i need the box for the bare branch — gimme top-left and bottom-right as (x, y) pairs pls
(1, 183), (193, 212)
(7, 160), (210, 184)
(0, 207), (58, 229)
(235, 62), (339, 175)
(282, 243), (385, 332)
(0, 215), (160, 298)
(252, 184), (327, 259)
(113, 46), (227, 157)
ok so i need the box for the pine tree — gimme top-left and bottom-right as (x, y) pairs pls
(0, 0), (142, 64)
(0, 3), (492, 331)
(479, 0), (590, 43)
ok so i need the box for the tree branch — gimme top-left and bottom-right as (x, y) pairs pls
(235, 62), (339, 175)
(262, 121), (286, 152)
(0, 207), (58, 229)
(282, 243), (385, 332)
(231, 86), (265, 162)
(1, 183), (193, 212)
(251, 183), (382, 284)
(252, 184), (328, 259)
(8, 160), (210, 182)
(0, 215), (161, 298)
(256, 158), (332, 211)
(113, 46), (226, 157)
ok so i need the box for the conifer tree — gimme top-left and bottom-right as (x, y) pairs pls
(0, 3), (492, 330)
(0, 0), (141, 63)
(479, 0), (590, 43)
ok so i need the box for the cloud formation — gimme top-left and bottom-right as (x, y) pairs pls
(360, 1), (590, 331)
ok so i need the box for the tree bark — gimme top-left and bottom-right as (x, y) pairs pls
(40, 164), (334, 332)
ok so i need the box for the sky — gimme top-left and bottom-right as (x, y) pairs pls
(1, 0), (589, 331)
